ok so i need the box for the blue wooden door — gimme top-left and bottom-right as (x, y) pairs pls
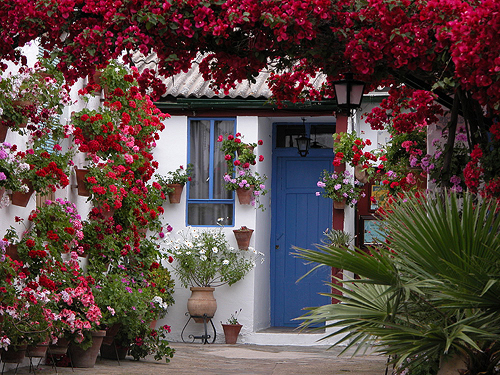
(271, 150), (333, 327)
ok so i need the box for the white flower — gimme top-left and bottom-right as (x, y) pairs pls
(186, 251), (191, 255)
(152, 296), (163, 304)
(212, 247), (218, 253)
(199, 249), (206, 255)
(229, 247), (235, 251)
(185, 241), (193, 247)
(222, 259), (230, 265)
(200, 255), (207, 261)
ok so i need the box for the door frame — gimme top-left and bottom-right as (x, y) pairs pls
(270, 122), (335, 327)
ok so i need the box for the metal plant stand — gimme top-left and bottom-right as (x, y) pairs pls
(181, 312), (216, 344)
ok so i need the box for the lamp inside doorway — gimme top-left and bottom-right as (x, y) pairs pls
(296, 117), (311, 157)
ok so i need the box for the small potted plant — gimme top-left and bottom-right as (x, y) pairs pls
(221, 309), (243, 344)
(316, 169), (366, 209)
(332, 131), (378, 183)
(218, 133), (269, 210)
(232, 226), (254, 250)
(159, 164), (193, 204)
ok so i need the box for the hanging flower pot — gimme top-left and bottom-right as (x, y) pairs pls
(354, 165), (369, 184)
(0, 123), (8, 142)
(187, 287), (217, 323)
(236, 186), (254, 205)
(75, 167), (90, 197)
(233, 227), (254, 250)
(68, 330), (106, 368)
(221, 324), (242, 344)
(333, 198), (346, 210)
(9, 179), (34, 207)
(5, 243), (20, 262)
(167, 183), (184, 204)
(1, 344), (28, 363)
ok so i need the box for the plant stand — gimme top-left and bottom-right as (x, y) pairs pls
(181, 313), (216, 345)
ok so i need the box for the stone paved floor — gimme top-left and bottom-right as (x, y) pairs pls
(2, 342), (390, 375)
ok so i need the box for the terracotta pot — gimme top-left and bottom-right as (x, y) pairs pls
(236, 145), (255, 156)
(333, 198), (346, 210)
(149, 319), (157, 329)
(68, 330), (106, 368)
(27, 341), (49, 358)
(100, 343), (129, 360)
(437, 353), (467, 375)
(9, 179), (34, 207)
(75, 167), (90, 196)
(0, 123), (8, 142)
(5, 243), (21, 262)
(167, 183), (184, 204)
(1, 344), (28, 363)
(354, 165), (369, 184)
(233, 228), (254, 250)
(236, 186), (254, 205)
(222, 324), (242, 344)
(187, 287), (217, 323)
(48, 337), (70, 356)
(102, 323), (121, 346)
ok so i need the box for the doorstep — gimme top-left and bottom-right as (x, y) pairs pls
(244, 326), (341, 346)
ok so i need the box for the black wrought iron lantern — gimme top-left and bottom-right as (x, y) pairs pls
(296, 134), (311, 157)
(333, 73), (365, 112)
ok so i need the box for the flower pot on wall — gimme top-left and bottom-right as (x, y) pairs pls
(236, 186), (254, 205)
(0, 123), (8, 142)
(233, 228), (254, 250)
(333, 199), (346, 210)
(5, 243), (21, 262)
(354, 165), (369, 184)
(221, 324), (242, 344)
(68, 330), (106, 368)
(10, 179), (34, 207)
(167, 183), (184, 203)
(187, 287), (217, 323)
(75, 167), (90, 196)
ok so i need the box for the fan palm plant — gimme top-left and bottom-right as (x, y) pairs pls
(294, 192), (500, 374)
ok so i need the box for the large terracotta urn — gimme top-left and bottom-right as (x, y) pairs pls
(187, 287), (217, 323)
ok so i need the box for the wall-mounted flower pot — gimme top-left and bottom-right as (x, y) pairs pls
(222, 324), (242, 344)
(354, 165), (369, 184)
(5, 243), (20, 262)
(9, 179), (34, 207)
(333, 199), (346, 210)
(75, 167), (90, 196)
(0, 123), (8, 142)
(167, 183), (184, 204)
(233, 228), (254, 250)
(236, 186), (254, 205)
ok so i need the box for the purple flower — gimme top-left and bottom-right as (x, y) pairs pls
(343, 178), (349, 184)
(166, 225), (173, 232)
(317, 181), (326, 188)
(0, 172), (6, 181)
(334, 184), (341, 190)
(316, 192), (321, 196)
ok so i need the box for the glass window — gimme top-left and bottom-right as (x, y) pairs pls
(187, 118), (235, 226)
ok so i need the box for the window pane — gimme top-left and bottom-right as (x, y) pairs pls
(214, 120), (233, 199)
(187, 203), (234, 226)
(189, 120), (210, 199)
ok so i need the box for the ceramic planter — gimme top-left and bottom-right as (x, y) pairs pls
(236, 186), (254, 205)
(167, 183), (184, 203)
(333, 198), (346, 210)
(221, 324), (242, 344)
(1, 344), (28, 363)
(68, 330), (106, 368)
(187, 287), (217, 323)
(233, 228), (254, 250)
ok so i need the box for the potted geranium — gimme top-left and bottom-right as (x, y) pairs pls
(163, 226), (258, 322)
(0, 61), (70, 139)
(333, 131), (378, 183)
(218, 133), (269, 209)
(16, 141), (75, 197)
(316, 169), (366, 209)
(159, 164), (193, 204)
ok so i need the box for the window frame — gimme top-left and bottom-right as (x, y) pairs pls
(186, 117), (236, 227)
